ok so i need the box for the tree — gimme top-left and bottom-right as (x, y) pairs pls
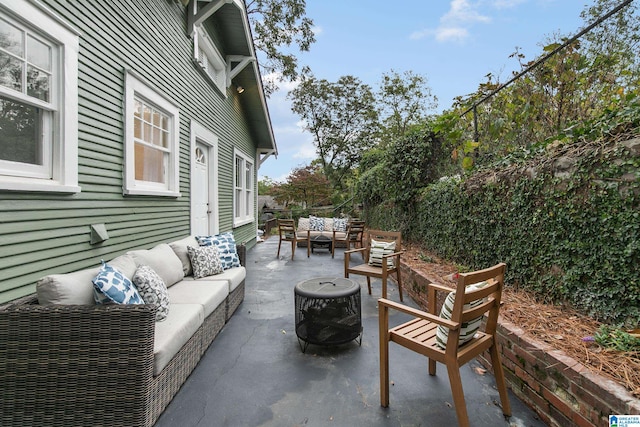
(377, 69), (438, 142)
(258, 176), (276, 195)
(289, 73), (379, 190)
(271, 164), (330, 208)
(245, 0), (315, 95)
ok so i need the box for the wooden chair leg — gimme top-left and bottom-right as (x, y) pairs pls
(291, 240), (295, 260)
(446, 363), (470, 427)
(382, 276), (387, 299)
(429, 359), (436, 376)
(379, 304), (390, 407)
(490, 343), (512, 416)
(277, 240), (282, 257)
(396, 271), (403, 302)
(366, 277), (372, 295)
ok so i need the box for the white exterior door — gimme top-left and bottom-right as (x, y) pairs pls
(190, 121), (219, 236)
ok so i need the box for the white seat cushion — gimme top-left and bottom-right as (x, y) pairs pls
(153, 303), (203, 375)
(168, 280), (228, 318)
(183, 266), (246, 292)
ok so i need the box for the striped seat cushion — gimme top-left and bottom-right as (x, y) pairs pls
(436, 281), (488, 349)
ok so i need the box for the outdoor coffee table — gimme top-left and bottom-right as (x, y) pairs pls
(310, 234), (333, 254)
(294, 277), (362, 353)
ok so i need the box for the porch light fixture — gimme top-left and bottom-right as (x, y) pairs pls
(236, 85), (245, 94)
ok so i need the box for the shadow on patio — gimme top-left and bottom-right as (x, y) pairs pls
(154, 237), (547, 427)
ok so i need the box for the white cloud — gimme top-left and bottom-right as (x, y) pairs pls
(435, 27), (470, 43)
(442, 0), (491, 25)
(410, 0), (491, 44)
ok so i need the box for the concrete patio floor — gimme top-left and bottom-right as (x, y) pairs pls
(154, 237), (547, 427)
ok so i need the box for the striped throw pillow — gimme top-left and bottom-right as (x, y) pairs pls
(436, 281), (488, 349)
(368, 239), (396, 267)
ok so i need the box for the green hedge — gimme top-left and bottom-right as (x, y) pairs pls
(367, 140), (639, 326)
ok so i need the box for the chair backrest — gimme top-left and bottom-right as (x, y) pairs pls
(439, 263), (506, 351)
(277, 219), (296, 240)
(365, 229), (401, 251)
(346, 220), (365, 241)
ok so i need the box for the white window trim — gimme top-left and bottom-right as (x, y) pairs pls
(194, 26), (228, 95)
(0, 0), (79, 193)
(124, 70), (181, 197)
(233, 148), (254, 227)
(190, 120), (219, 235)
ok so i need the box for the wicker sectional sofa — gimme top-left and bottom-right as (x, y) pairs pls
(0, 235), (246, 427)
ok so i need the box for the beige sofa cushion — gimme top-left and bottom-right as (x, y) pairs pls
(168, 235), (199, 276)
(153, 303), (203, 375)
(128, 243), (184, 287)
(168, 280), (228, 318)
(109, 254), (137, 280)
(297, 217), (310, 231)
(36, 254), (138, 305)
(36, 267), (99, 305)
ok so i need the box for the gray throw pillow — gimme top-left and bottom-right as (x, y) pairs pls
(132, 265), (170, 322)
(187, 245), (224, 279)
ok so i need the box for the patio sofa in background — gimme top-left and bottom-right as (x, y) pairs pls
(0, 234), (246, 427)
(296, 215), (348, 245)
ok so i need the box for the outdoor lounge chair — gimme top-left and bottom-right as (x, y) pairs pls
(332, 219), (365, 258)
(276, 219), (310, 260)
(378, 263), (511, 427)
(344, 229), (403, 301)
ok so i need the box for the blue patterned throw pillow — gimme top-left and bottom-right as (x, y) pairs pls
(196, 232), (240, 270)
(333, 218), (348, 232)
(309, 216), (324, 231)
(92, 261), (144, 305)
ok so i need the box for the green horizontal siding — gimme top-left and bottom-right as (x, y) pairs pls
(0, 0), (261, 302)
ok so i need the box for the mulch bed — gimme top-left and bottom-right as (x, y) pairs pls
(402, 242), (640, 398)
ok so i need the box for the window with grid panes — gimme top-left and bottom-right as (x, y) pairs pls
(0, 1), (79, 192)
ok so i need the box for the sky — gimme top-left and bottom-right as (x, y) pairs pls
(258, 0), (592, 182)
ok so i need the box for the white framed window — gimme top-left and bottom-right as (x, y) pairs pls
(233, 149), (254, 226)
(124, 71), (180, 197)
(0, 0), (79, 193)
(194, 26), (227, 94)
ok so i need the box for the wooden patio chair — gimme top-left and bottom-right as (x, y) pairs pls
(344, 229), (404, 301)
(378, 263), (511, 427)
(276, 219), (310, 260)
(331, 220), (365, 258)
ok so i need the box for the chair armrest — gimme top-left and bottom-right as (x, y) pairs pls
(378, 298), (459, 330)
(427, 282), (454, 294)
(345, 247), (367, 255)
(381, 250), (404, 259)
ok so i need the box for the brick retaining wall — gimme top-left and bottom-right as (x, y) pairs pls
(399, 262), (640, 427)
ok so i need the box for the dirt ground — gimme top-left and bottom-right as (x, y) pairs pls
(401, 242), (640, 398)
